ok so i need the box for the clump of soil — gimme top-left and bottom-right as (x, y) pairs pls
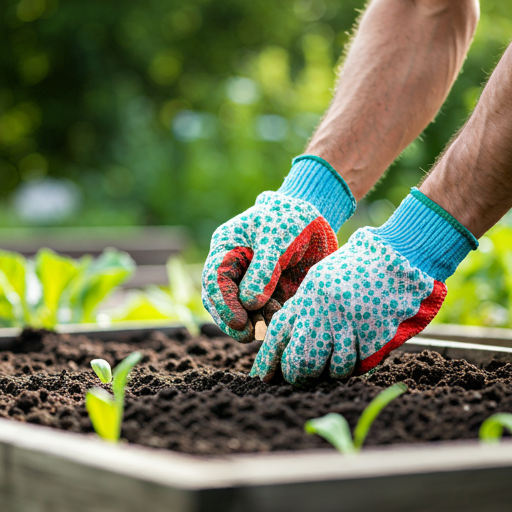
(1, 327), (512, 456)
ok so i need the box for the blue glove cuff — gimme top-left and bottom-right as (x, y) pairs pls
(277, 155), (356, 232)
(372, 188), (478, 282)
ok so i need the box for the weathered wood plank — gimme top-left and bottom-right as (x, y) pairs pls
(0, 421), (197, 512)
(421, 323), (512, 348)
(3, 418), (512, 512)
(209, 464), (512, 512)
(400, 337), (512, 365)
(0, 226), (189, 265)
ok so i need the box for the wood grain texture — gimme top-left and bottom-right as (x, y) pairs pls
(399, 337), (512, 366)
(3, 418), (512, 511)
(421, 323), (512, 348)
(0, 226), (188, 265)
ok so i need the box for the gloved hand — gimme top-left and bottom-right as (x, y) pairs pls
(202, 156), (356, 342)
(250, 188), (479, 384)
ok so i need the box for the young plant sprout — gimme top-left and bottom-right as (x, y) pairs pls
(305, 382), (407, 454)
(479, 413), (512, 444)
(86, 352), (142, 442)
(90, 359), (112, 384)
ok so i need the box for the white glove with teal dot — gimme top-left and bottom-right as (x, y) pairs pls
(250, 188), (478, 385)
(202, 156), (356, 343)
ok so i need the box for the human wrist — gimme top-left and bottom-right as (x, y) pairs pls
(372, 188), (479, 282)
(277, 155), (356, 232)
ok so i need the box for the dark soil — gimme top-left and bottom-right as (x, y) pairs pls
(1, 327), (512, 456)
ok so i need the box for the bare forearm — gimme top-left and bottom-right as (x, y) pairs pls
(421, 44), (512, 238)
(307, 0), (479, 200)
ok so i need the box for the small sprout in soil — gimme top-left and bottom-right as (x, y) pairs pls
(305, 382), (407, 455)
(90, 359), (112, 384)
(86, 352), (142, 442)
(479, 413), (512, 444)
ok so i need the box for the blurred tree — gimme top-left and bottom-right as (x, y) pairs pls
(1, 0), (512, 250)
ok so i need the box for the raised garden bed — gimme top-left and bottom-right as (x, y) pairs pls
(2, 324), (512, 511)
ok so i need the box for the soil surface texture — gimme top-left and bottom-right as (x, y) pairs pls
(1, 327), (511, 456)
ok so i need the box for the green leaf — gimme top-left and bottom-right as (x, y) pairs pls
(36, 249), (80, 328)
(109, 259), (207, 333)
(112, 351), (142, 404)
(151, 286), (200, 335)
(0, 250), (27, 301)
(112, 291), (173, 322)
(113, 292), (169, 322)
(479, 413), (512, 444)
(172, 301), (200, 336)
(166, 259), (210, 326)
(72, 249), (135, 323)
(0, 250), (30, 324)
(0, 276), (17, 327)
(353, 382), (407, 450)
(167, 257), (195, 306)
(91, 359), (112, 384)
(0, 294), (15, 325)
(305, 413), (355, 455)
(112, 287), (200, 335)
(85, 387), (119, 442)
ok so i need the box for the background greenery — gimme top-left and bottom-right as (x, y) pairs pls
(1, 0), (512, 327)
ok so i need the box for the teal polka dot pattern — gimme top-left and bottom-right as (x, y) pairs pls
(250, 227), (435, 384)
(202, 191), (336, 342)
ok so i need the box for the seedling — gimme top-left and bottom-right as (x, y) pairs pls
(90, 359), (113, 384)
(305, 382), (407, 454)
(86, 352), (142, 442)
(479, 413), (512, 444)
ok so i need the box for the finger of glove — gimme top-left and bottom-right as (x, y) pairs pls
(300, 219), (339, 268)
(262, 298), (282, 324)
(202, 287), (255, 342)
(238, 216), (337, 311)
(249, 304), (296, 382)
(238, 247), (286, 312)
(329, 329), (357, 379)
(281, 321), (334, 386)
(202, 246), (253, 331)
(269, 269), (304, 307)
(219, 317), (255, 343)
(238, 218), (317, 311)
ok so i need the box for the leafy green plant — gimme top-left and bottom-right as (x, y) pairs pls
(305, 382), (407, 454)
(479, 413), (512, 444)
(86, 352), (142, 442)
(0, 247), (135, 329)
(434, 225), (512, 328)
(110, 257), (210, 333)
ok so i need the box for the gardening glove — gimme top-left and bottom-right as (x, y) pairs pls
(202, 155), (356, 342)
(250, 188), (479, 384)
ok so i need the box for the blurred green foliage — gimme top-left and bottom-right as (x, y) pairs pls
(0, 247), (135, 328)
(435, 223), (512, 329)
(1, 0), (511, 244)
(110, 258), (210, 333)
(2, 0), (512, 328)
